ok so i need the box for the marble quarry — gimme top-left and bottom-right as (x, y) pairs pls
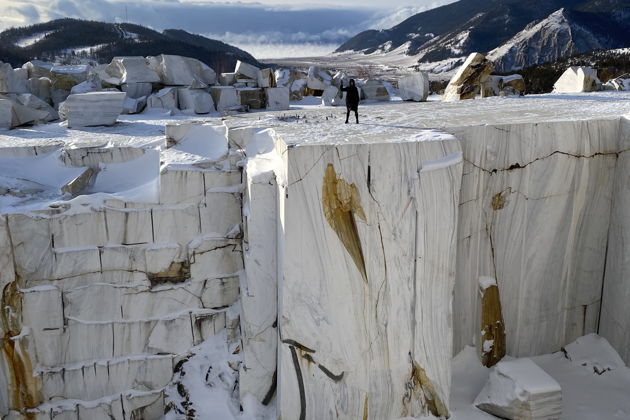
(0, 60), (630, 420)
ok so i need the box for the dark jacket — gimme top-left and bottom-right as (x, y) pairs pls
(340, 84), (360, 109)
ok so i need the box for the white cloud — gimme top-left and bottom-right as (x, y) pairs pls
(0, 0), (456, 58)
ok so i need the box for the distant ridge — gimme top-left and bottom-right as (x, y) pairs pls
(0, 18), (260, 73)
(336, 0), (629, 71)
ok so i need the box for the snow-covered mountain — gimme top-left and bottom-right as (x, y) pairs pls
(0, 19), (260, 72)
(489, 8), (628, 71)
(336, 0), (629, 72)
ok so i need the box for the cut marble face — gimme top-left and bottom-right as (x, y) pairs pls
(279, 138), (462, 420)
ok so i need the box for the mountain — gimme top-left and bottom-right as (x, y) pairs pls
(0, 19), (260, 73)
(336, 0), (629, 71)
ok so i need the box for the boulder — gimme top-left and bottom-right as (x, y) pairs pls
(275, 68), (305, 89)
(257, 68), (275, 88)
(501, 74), (526, 94)
(13, 93), (58, 122)
(0, 63), (28, 93)
(362, 79), (391, 101)
(60, 91), (125, 128)
(481, 75), (503, 98)
(70, 73), (102, 94)
(474, 358), (562, 420)
(122, 82), (153, 99)
(22, 60), (53, 79)
(0, 96), (52, 129)
(290, 79), (307, 100)
(177, 88), (215, 114)
(220, 72), (237, 86)
(146, 87), (179, 111)
(122, 96), (147, 114)
(321, 86), (340, 106)
(105, 56), (160, 84)
(235, 60), (260, 80)
(237, 88), (266, 110)
(307, 66), (332, 90)
(0, 99), (12, 128)
(27, 77), (52, 103)
(51, 89), (71, 110)
(236, 78), (258, 88)
(609, 73), (630, 91)
(50, 65), (90, 90)
(190, 78), (208, 89)
(210, 86), (240, 112)
(442, 52), (494, 101)
(265, 87), (289, 110)
(148, 55), (216, 86)
(398, 72), (430, 101)
(553, 66), (601, 93)
(332, 71), (350, 88)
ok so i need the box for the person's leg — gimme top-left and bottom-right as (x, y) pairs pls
(345, 107), (350, 123)
(355, 108), (359, 124)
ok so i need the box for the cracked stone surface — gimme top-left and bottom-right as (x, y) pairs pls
(279, 138), (462, 419)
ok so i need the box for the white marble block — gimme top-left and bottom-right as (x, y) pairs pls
(452, 119), (620, 357)
(0, 62), (28, 93)
(307, 66), (332, 90)
(106, 56), (161, 84)
(148, 54), (216, 86)
(279, 138), (462, 419)
(553, 66), (601, 93)
(600, 117), (630, 364)
(362, 79), (391, 101)
(62, 91), (125, 128)
(265, 87), (289, 111)
(235, 60), (260, 80)
(210, 86), (240, 112)
(240, 157), (281, 404)
(122, 82), (153, 99)
(321, 85), (339, 106)
(177, 88), (215, 114)
(474, 358), (562, 419)
(146, 87), (178, 111)
(398, 72), (430, 102)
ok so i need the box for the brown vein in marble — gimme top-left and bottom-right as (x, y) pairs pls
(322, 163), (367, 282)
(481, 284), (506, 367)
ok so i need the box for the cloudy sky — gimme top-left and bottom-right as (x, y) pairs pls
(0, 0), (456, 58)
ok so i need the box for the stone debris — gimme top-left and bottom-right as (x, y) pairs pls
(122, 95), (147, 115)
(70, 73), (102, 94)
(398, 72), (430, 101)
(363, 79), (391, 101)
(60, 91), (126, 128)
(475, 358), (562, 420)
(553, 66), (601, 93)
(442, 52), (494, 101)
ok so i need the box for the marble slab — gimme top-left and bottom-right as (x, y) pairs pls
(279, 138), (462, 419)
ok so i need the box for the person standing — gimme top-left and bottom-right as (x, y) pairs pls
(340, 79), (360, 124)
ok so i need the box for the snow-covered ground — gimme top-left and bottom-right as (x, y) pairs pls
(2, 91), (630, 419)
